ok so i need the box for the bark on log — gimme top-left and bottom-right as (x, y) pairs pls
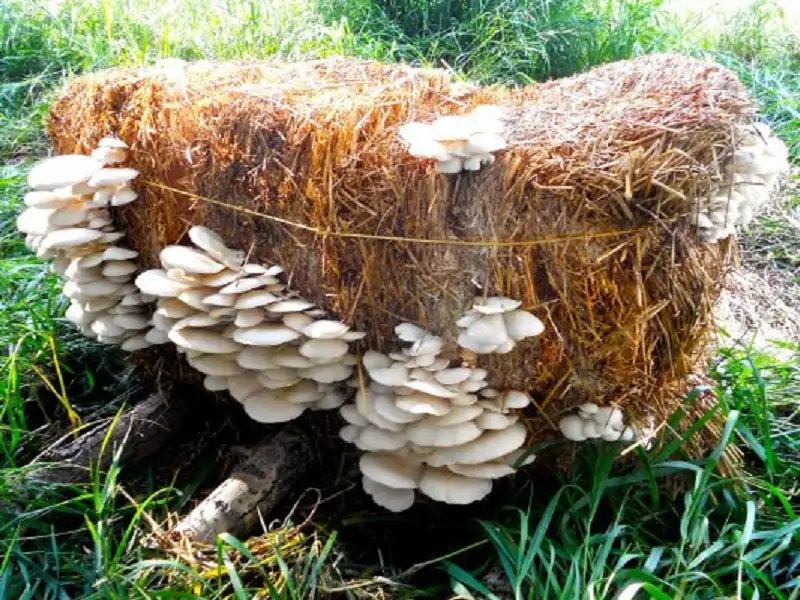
(30, 391), (184, 483)
(172, 429), (315, 543)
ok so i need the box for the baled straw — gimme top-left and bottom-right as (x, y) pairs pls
(47, 54), (751, 460)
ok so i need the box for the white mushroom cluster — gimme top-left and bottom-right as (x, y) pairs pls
(17, 139), (157, 349)
(456, 297), (545, 354)
(340, 300), (544, 512)
(558, 403), (654, 448)
(398, 105), (507, 173)
(134, 226), (364, 423)
(692, 122), (790, 243)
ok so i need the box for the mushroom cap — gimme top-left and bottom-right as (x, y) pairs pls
(418, 467), (492, 504)
(269, 347), (314, 369)
(219, 277), (267, 294)
(303, 320), (350, 339)
(340, 404), (370, 427)
(501, 390), (531, 409)
(371, 394), (421, 425)
(282, 380), (324, 404)
(298, 338), (350, 361)
(244, 392), (306, 423)
(234, 289), (279, 309)
(476, 411), (518, 430)
(405, 379), (458, 399)
(199, 375), (227, 391)
(341, 330), (366, 341)
(369, 365), (409, 387)
(97, 136), (129, 149)
(202, 292), (237, 307)
(27, 154), (103, 190)
(160, 245), (225, 274)
(359, 453), (423, 489)
(111, 187), (138, 207)
(87, 167), (139, 187)
(362, 476), (415, 512)
(395, 393), (450, 416)
(434, 368), (472, 385)
(16, 207), (56, 235)
(311, 390), (347, 410)
(136, 269), (193, 297)
(120, 335), (151, 351)
(448, 461), (516, 479)
(303, 363), (353, 383)
(503, 310), (545, 340)
(472, 296), (521, 314)
(99, 246), (137, 261)
(339, 424), (361, 443)
(144, 328), (169, 345)
(594, 407), (624, 430)
(406, 421), (482, 447)
(463, 313), (510, 346)
(102, 260), (138, 277)
(558, 415), (586, 441)
(408, 139), (451, 161)
(234, 308), (265, 328)
(398, 122), (434, 144)
(394, 323), (427, 343)
(283, 312), (315, 332)
(428, 422), (527, 465)
(423, 404), (483, 426)
(266, 299), (315, 313)
(112, 314), (151, 330)
(582, 420), (601, 439)
(236, 346), (276, 369)
(187, 226), (245, 270)
(465, 132), (507, 154)
(186, 354), (243, 376)
(456, 331), (498, 354)
(233, 324), (301, 346)
(40, 228), (104, 251)
(363, 350), (391, 371)
(356, 427), (407, 452)
(406, 335), (444, 358)
(227, 372), (263, 403)
(155, 297), (196, 319)
(429, 115), (479, 141)
(168, 327), (242, 354)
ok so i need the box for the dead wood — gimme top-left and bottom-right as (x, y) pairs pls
(29, 391), (185, 484)
(171, 428), (315, 543)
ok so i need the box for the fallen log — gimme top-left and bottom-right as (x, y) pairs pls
(171, 429), (315, 543)
(29, 390), (184, 483)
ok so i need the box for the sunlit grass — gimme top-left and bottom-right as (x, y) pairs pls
(1, 0), (799, 597)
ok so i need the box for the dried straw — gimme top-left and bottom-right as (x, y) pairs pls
(47, 54), (752, 460)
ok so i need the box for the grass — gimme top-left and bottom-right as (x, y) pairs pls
(1, 0), (799, 597)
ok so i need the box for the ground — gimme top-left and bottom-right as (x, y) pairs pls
(1, 0), (799, 598)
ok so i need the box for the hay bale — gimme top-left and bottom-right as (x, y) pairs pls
(46, 54), (750, 451)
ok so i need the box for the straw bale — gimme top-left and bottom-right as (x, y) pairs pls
(46, 54), (752, 455)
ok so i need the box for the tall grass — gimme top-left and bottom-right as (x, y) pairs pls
(318, 0), (672, 84)
(1, 0), (799, 597)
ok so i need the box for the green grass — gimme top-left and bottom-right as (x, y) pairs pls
(1, 0), (799, 597)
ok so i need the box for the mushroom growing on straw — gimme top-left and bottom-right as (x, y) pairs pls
(135, 225), (364, 423)
(338, 296), (543, 511)
(690, 122), (790, 243)
(399, 105), (507, 174)
(19, 137), (161, 350)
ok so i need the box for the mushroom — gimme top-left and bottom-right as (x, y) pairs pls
(418, 467), (492, 504)
(160, 246), (225, 274)
(359, 453), (422, 489)
(362, 476), (415, 513)
(27, 155), (103, 190)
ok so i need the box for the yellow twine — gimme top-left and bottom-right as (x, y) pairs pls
(143, 180), (644, 247)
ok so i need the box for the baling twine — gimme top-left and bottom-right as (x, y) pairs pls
(143, 180), (646, 247)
